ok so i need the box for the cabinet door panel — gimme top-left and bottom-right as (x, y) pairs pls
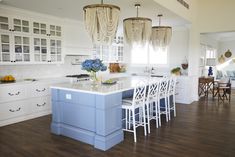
(31, 96), (51, 113)
(0, 85), (27, 103)
(0, 100), (31, 121)
(0, 34), (11, 62)
(0, 16), (9, 32)
(30, 84), (50, 97)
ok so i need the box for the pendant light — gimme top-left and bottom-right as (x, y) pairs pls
(123, 4), (152, 46)
(151, 14), (172, 49)
(83, 0), (120, 45)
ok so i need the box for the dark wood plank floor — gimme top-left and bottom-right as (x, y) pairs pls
(1, 91), (235, 157)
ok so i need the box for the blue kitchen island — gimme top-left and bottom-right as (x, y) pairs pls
(50, 77), (151, 151)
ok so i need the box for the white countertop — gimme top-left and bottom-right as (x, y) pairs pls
(51, 76), (162, 95)
(0, 77), (70, 87)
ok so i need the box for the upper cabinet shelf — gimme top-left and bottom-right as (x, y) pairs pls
(0, 15), (63, 65)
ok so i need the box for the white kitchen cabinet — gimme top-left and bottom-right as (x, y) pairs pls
(0, 79), (68, 127)
(32, 20), (62, 63)
(0, 100), (31, 121)
(0, 15), (32, 63)
(0, 84), (27, 103)
(30, 83), (50, 98)
(93, 36), (124, 63)
(0, 14), (63, 64)
(30, 96), (51, 113)
(175, 76), (195, 104)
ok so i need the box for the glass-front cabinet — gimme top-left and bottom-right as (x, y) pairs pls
(92, 36), (124, 63)
(0, 14), (63, 64)
(14, 35), (30, 62)
(0, 34), (11, 62)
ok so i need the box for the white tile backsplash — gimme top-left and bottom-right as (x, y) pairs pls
(0, 56), (86, 79)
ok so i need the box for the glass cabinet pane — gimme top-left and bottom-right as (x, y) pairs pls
(56, 26), (61, 31)
(15, 36), (22, 44)
(33, 29), (39, 34)
(23, 37), (29, 45)
(2, 54), (10, 62)
(42, 47), (47, 53)
(41, 30), (46, 34)
(24, 54), (30, 61)
(14, 26), (21, 32)
(23, 46), (30, 53)
(50, 31), (55, 36)
(0, 16), (9, 31)
(40, 23), (46, 29)
(2, 44), (10, 52)
(23, 27), (29, 33)
(50, 40), (55, 46)
(0, 16), (8, 23)
(1, 35), (9, 43)
(13, 19), (21, 25)
(34, 38), (40, 45)
(33, 22), (39, 28)
(41, 39), (47, 46)
(0, 24), (9, 30)
(22, 20), (29, 26)
(56, 32), (61, 37)
(15, 45), (22, 53)
(50, 25), (55, 30)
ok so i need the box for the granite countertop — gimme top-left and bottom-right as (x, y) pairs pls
(51, 76), (162, 95)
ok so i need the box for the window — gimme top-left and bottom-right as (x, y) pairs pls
(206, 47), (216, 58)
(131, 44), (168, 65)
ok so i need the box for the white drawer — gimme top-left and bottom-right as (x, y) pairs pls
(0, 100), (31, 121)
(0, 85), (27, 103)
(30, 84), (50, 98)
(30, 96), (51, 113)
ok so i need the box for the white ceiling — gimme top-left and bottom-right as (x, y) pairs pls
(0, 0), (189, 26)
(201, 31), (235, 41)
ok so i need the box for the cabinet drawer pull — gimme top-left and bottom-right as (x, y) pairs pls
(9, 107), (21, 112)
(36, 88), (46, 92)
(36, 102), (46, 107)
(8, 92), (20, 96)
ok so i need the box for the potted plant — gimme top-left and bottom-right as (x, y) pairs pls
(171, 67), (181, 76)
(81, 59), (107, 83)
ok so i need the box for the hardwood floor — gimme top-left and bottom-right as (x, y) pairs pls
(0, 91), (235, 157)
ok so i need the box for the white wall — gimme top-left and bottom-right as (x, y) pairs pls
(0, 56), (85, 79)
(198, 0), (235, 33)
(218, 40), (235, 59)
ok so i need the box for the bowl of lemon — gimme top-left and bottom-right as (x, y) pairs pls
(1, 75), (16, 83)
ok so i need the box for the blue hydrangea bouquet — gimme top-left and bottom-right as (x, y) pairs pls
(81, 59), (107, 82)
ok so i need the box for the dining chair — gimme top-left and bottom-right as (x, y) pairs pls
(122, 81), (147, 142)
(213, 77), (231, 102)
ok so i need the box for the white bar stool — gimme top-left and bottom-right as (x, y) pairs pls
(146, 78), (161, 133)
(158, 77), (169, 126)
(122, 81), (147, 142)
(167, 77), (177, 120)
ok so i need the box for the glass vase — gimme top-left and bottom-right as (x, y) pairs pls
(90, 71), (98, 85)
